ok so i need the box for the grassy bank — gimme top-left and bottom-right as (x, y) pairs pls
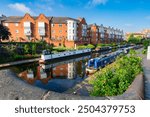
(90, 50), (142, 96)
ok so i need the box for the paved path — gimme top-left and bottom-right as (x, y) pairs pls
(143, 56), (150, 100)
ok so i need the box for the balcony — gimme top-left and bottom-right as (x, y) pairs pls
(38, 22), (45, 36)
(24, 22), (31, 36)
(24, 28), (31, 36)
(39, 28), (45, 36)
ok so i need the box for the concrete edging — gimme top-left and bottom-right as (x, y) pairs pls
(43, 74), (144, 100)
(0, 69), (144, 100)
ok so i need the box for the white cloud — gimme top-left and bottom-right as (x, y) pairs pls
(8, 3), (34, 15)
(36, 4), (53, 12)
(87, 0), (108, 7)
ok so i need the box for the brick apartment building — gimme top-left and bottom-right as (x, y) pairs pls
(0, 13), (124, 48)
(89, 24), (124, 45)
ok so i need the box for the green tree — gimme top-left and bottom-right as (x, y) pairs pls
(0, 24), (11, 41)
(128, 34), (142, 44)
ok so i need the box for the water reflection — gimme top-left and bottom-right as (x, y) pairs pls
(11, 50), (111, 93)
(13, 55), (91, 92)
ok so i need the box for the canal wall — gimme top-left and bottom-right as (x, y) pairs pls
(0, 58), (40, 68)
(0, 69), (144, 100)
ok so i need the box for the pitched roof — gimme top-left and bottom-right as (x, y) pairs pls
(3, 16), (23, 23)
(51, 17), (79, 23)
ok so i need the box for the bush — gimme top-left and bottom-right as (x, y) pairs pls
(87, 44), (95, 49)
(24, 44), (30, 54)
(143, 40), (150, 49)
(32, 44), (37, 55)
(90, 51), (142, 96)
(77, 44), (95, 50)
(77, 45), (87, 50)
(53, 46), (67, 52)
(142, 49), (147, 54)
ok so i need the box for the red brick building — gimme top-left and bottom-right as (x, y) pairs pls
(88, 24), (124, 45)
(0, 13), (124, 47)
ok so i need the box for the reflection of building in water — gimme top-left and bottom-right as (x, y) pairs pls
(76, 60), (86, 78)
(18, 56), (90, 85)
(52, 64), (68, 78)
(40, 67), (47, 79)
(27, 69), (34, 79)
(67, 62), (76, 79)
(36, 66), (51, 84)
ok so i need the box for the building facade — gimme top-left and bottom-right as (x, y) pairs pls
(0, 13), (124, 47)
(88, 23), (124, 45)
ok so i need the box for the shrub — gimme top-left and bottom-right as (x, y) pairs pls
(32, 44), (37, 55)
(143, 40), (150, 49)
(77, 44), (95, 50)
(77, 45), (87, 50)
(87, 44), (95, 49)
(53, 46), (67, 52)
(90, 51), (142, 96)
(24, 44), (30, 54)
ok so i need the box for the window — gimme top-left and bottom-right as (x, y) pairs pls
(16, 30), (19, 33)
(73, 23), (74, 27)
(15, 23), (18, 26)
(69, 22), (71, 27)
(52, 30), (55, 33)
(59, 24), (62, 27)
(5, 23), (8, 26)
(51, 36), (55, 40)
(60, 68), (64, 70)
(53, 67), (56, 70)
(59, 30), (62, 33)
(51, 24), (54, 27)
(73, 30), (74, 34)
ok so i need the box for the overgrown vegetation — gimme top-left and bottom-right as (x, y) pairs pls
(90, 50), (142, 96)
(0, 41), (53, 64)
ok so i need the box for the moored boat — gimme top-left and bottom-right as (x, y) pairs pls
(39, 49), (91, 63)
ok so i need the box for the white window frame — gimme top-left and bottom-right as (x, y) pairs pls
(15, 23), (18, 26)
(5, 23), (8, 26)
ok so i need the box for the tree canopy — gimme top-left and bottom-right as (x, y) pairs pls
(0, 24), (11, 41)
(127, 34), (142, 44)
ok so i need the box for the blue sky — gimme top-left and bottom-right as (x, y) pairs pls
(0, 0), (150, 32)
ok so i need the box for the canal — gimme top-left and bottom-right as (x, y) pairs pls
(2, 50), (111, 93)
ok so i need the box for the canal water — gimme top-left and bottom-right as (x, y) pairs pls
(8, 51), (111, 93)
